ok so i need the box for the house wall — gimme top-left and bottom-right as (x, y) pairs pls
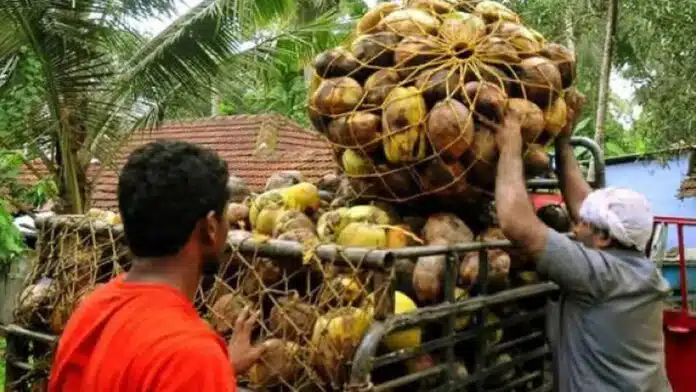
(605, 155), (696, 250)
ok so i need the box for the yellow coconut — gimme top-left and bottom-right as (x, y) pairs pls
(336, 222), (387, 249)
(249, 190), (285, 227)
(364, 291), (421, 351)
(317, 207), (350, 242)
(280, 182), (321, 212)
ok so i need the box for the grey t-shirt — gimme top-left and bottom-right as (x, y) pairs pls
(538, 229), (672, 392)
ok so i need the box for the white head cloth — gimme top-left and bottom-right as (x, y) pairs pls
(578, 187), (654, 252)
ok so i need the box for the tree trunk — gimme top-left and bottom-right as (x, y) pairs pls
(564, 4), (576, 52)
(593, 0), (618, 151)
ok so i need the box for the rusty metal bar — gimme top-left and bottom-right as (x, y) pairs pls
(443, 251), (458, 391)
(371, 364), (448, 392)
(0, 324), (58, 344)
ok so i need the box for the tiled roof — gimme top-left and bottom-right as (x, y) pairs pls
(19, 114), (338, 210)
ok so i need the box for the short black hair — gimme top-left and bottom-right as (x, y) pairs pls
(118, 140), (230, 258)
(537, 204), (571, 233)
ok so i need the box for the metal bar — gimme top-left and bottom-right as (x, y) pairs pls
(486, 371), (544, 392)
(227, 230), (394, 269)
(387, 240), (513, 258)
(0, 324), (58, 344)
(444, 251), (457, 392)
(7, 359), (34, 372)
(653, 216), (696, 226)
(487, 330), (545, 355)
(371, 308), (547, 369)
(475, 247), (489, 392)
(348, 283), (557, 386)
(372, 364), (447, 392)
(677, 224), (689, 315)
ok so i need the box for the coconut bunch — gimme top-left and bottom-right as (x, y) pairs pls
(307, 0), (576, 203)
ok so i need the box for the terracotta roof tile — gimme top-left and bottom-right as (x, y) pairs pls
(17, 114), (338, 210)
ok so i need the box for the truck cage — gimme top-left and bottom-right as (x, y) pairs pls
(1, 137), (605, 392)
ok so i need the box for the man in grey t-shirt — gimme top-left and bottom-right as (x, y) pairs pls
(493, 94), (672, 392)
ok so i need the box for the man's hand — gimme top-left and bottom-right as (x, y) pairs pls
(496, 108), (523, 152)
(228, 307), (265, 374)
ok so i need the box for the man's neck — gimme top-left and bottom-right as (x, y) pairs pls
(124, 256), (200, 300)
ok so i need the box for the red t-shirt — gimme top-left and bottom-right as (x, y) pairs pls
(49, 275), (236, 392)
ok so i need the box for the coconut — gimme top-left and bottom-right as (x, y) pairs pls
(524, 143), (551, 176)
(377, 8), (441, 37)
(342, 149), (374, 176)
(269, 295), (317, 341)
(346, 204), (392, 225)
(318, 275), (364, 307)
(412, 238), (448, 303)
(253, 205), (285, 235)
(462, 81), (507, 123)
(454, 288), (472, 329)
(415, 66), (462, 104)
(351, 32), (401, 68)
(368, 164), (421, 199)
(382, 87), (428, 164)
(265, 170), (304, 191)
(363, 291), (421, 350)
(409, 0), (457, 14)
(336, 222), (387, 249)
(386, 224), (416, 248)
(507, 98), (545, 144)
(544, 97), (568, 137)
(247, 339), (302, 386)
(541, 42), (576, 88)
(479, 36), (521, 64)
(364, 68), (401, 106)
(209, 293), (253, 335)
(356, 2), (400, 35)
(239, 258), (283, 299)
(227, 175), (251, 203)
(516, 56), (562, 109)
(466, 126), (499, 190)
(422, 212), (474, 245)
(419, 159), (470, 197)
(277, 228), (318, 244)
(327, 112), (381, 152)
(440, 12), (486, 46)
(272, 210), (315, 238)
(308, 105), (331, 134)
(393, 36), (442, 79)
(474, 0), (520, 23)
(313, 47), (362, 79)
(317, 172), (343, 193)
(226, 202), (250, 229)
(311, 307), (372, 386)
(311, 77), (364, 115)
(426, 99), (474, 160)
(469, 63), (511, 91)
(458, 252), (480, 289)
(489, 22), (542, 54)
(279, 182), (321, 213)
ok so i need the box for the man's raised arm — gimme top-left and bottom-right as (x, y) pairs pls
(554, 90), (591, 222)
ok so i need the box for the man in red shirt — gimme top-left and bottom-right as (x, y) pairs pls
(49, 140), (265, 391)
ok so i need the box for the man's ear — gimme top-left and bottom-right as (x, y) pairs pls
(201, 211), (218, 246)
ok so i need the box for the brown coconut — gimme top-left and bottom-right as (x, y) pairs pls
(418, 159), (470, 197)
(311, 77), (364, 115)
(479, 36), (521, 64)
(516, 56), (562, 109)
(318, 275), (364, 307)
(541, 42), (576, 88)
(415, 66), (462, 105)
(393, 36), (442, 79)
(226, 202), (250, 229)
(366, 165), (421, 200)
(269, 295), (318, 341)
(422, 212), (475, 244)
(327, 112), (381, 152)
(462, 81), (507, 123)
(247, 339), (302, 386)
(364, 68), (401, 106)
(440, 12), (487, 46)
(410, 0), (457, 14)
(317, 172), (343, 194)
(489, 22), (542, 54)
(506, 98), (545, 144)
(351, 32), (401, 68)
(277, 228), (319, 244)
(240, 258), (283, 298)
(272, 210), (315, 238)
(426, 99), (475, 160)
(412, 238), (448, 303)
(313, 47), (363, 80)
(464, 126), (498, 190)
(377, 8), (441, 37)
(357, 2), (400, 34)
(524, 143), (551, 176)
(210, 293), (253, 335)
(458, 252), (480, 289)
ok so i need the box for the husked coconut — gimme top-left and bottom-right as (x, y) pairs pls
(426, 99), (474, 160)
(541, 42), (576, 88)
(377, 8), (441, 37)
(422, 212), (474, 244)
(351, 32), (401, 68)
(269, 295), (317, 341)
(516, 56), (562, 108)
(415, 66), (462, 104)
(313, 47), (362, 79)
(209, 293), (253, 335)
(462, 81), (507, 123)
(364, 68), (401, 106)
(311, 77), (364, 115)
(327, 112), (381, 153)
(356, 2), (400, 34)
(246, 339), (302, 386)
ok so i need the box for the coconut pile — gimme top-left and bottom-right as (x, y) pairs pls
(308, 0), (577, 205)
(211, 170), (543, 391)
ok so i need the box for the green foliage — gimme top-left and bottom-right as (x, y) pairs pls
(0, 200), (24, 278)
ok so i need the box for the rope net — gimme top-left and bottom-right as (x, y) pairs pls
(308, 0), (577, 204)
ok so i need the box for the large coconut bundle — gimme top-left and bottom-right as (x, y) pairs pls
(308, 0), (575, 203)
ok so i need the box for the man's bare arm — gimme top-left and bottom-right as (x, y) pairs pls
(495, 115), (548, 257)
(554, 136), (591, 222)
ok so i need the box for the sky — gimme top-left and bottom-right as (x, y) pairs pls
(136, 0), (639, 125)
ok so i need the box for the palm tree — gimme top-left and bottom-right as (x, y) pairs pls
(0, 0), (346, 213)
